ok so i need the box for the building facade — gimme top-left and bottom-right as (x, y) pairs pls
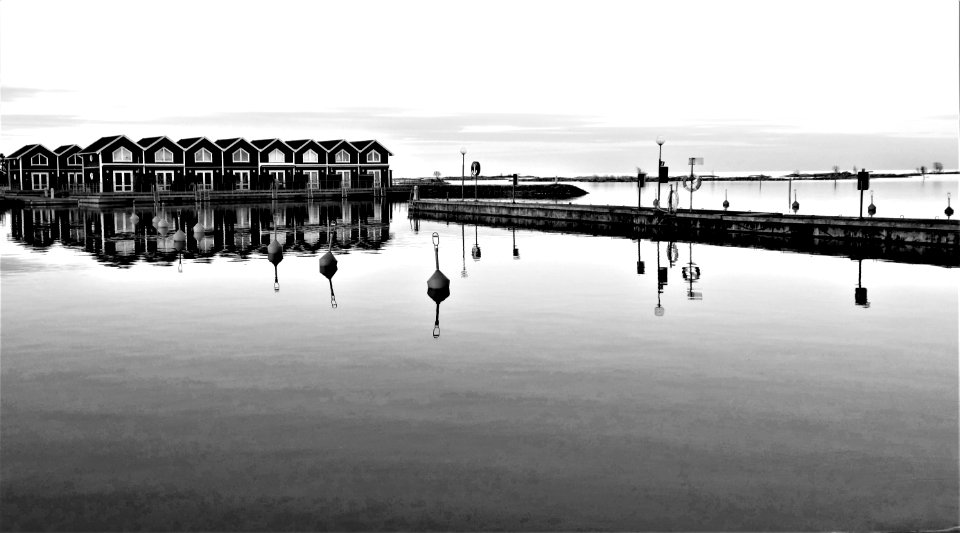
(3, 137), (392, 195)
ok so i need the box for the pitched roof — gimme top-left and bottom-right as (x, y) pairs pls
(251, 138), (291, 151)
(318, 139), (350, 151)
(80, 135), (125, 153)
(286, 139), (311, 150)
(350, 140), (394, 156)
(7, 144), (42, 159)
(138, 136), (165, 148)
(215, 137), (245, 149)
(178, 137), (206, 149)
(55, 144), (81, 155)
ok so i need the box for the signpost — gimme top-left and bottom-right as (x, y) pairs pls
(471, 161), (481, 201)
(857, 169), (870, 218)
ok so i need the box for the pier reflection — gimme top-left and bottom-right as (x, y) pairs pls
(6, 200), (394, 269)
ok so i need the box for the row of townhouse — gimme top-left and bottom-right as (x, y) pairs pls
(2, 135), (392, 194)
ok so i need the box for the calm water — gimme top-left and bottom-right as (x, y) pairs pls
(1, 195), (957, 530)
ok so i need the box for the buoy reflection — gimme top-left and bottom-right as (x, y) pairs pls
(427, 232), (451, 338)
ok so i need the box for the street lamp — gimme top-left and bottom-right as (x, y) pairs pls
(460, 147), (467, 200)
(656, 136), (665, 208)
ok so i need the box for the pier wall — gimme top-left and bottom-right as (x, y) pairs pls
(410, 200), (959, 266)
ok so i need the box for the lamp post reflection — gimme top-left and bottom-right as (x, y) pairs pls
(655, 240), (666, 317)
(427, 232), (451, 338)
(461, 224), (468, 278)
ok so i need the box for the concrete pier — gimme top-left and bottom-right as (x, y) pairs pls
(410, 200), (960, 267)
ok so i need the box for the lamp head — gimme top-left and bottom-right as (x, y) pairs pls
(460, 147), (467, 155)
(656, 136), (665, 146)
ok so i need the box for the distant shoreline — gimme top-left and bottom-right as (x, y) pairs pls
(406, 171), (958, 184)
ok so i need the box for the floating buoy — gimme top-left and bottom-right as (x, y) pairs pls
(722, 189), (729, 210)
(946, 193), (954, 219)
(867, 191), (876, 217)
(157, 218), (170, 236)
(791, 189), (799, 213)
(193, 221), (204, 233)
(427, 232), (450, 338)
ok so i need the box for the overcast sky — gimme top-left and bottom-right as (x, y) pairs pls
(2, 0), (957, 177)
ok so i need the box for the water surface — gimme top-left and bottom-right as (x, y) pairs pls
(1, 201), (956, 530)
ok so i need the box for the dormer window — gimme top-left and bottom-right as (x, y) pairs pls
(366, 151), (381, 163)
(31, 153), (48, 165)
(155, 147), (173, 163)
(335, 149), (350, 163)
(304, 149), (318, 163)
(268, 148), (285, 163)
(195, 148), (212, 163)
(233, 149), (249, 163)
(67, 154), (81, 165)
(113, 147), (132, 162)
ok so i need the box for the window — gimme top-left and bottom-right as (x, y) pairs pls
(113, 147), (132, 162)
(156, 171), (174, 191)
(268, 148), (285, 163)
(31, 172), (49, 190)
(234, 170), (250, 190)
(67, 172), (83, 192)
(335, 149), (350, 163)
(195, 148), (212, 163)
(306, 170), (319, 189)
(67, 154), (81, 165)
(366, 151), (381, 163)
(233, 149), (249, 163)
(31, 153), (48, 166)
(114, 170), (133, 192)
(155, 147), (173, 162)
(304, 149), (318, 163)
(197, 170), (214, 190)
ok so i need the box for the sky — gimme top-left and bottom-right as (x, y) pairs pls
(1, 0), (958, 178)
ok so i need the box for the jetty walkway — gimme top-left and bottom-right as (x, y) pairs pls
(410, 199), (959, 267)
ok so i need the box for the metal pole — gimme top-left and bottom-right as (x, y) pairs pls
(474, 170), (478, 202)
(657, 145), (662, 206)
(859, 189), (864, 219)
(461, 153), (465, 200)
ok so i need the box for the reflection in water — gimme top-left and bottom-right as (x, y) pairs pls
(636, 238), (644, 275)
(855, 259), (870, 308)
(655, 241), (666, 317)
(682, 242), (702, 300)
(512, 227), (520, 259)
(268, 201), (284, 292)
(471, 225), (481, 261)
(426, 232), (451, 338)
(460, 224), (468, 278)
(5, 201), (393, 269)
(946, 193), (954, 219)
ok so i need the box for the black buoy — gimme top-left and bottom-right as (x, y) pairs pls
(319, 224), (338, 308)
(427, 232), (451, 338)
(946, 193), (954, 219)
(867, 191), (876, 217)
(722, 189), (729, 210)
(791, 189), (799, 213)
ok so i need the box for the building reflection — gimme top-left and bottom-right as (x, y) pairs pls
(7, 200), (394, 269)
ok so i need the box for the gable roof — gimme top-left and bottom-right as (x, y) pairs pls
(55, 144), (82, 155)
(7, 144), (44, 159)
(251, 138), (292, 151)
(138, 136), (176, 149)
(319, 139), (356, 152)
(178, 137), (214, 149)
(215, 137), (252, 150)
(286, 139), (310, 150)
(351, 139), (394, 156)
(80, 135), (129, 154)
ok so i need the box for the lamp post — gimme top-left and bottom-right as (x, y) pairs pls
(656, 136), (665, 208)
(460, 147), (467, 200)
